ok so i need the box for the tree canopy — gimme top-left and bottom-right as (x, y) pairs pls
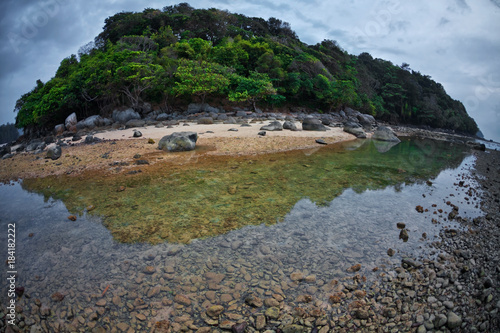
(14, 3), (478, 135)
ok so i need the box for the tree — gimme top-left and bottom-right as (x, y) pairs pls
(173, 59), (231, 105)
(228, 72), (277, 110)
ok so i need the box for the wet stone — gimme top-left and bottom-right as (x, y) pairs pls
(143, 266), (156, 274)
(174, 294), (192, 306)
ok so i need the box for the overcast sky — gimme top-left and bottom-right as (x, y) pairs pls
(1, 0), (499, 141)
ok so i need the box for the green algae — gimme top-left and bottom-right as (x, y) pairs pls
(22, 138), (469, 244)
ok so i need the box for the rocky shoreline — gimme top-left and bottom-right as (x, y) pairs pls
(0, 108), (487, 182)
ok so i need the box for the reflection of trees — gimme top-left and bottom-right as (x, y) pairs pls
(22, 139), (469, 244)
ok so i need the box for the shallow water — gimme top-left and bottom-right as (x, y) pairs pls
(0, 138), (484, 331)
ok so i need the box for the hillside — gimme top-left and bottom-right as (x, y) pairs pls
(14, 3), (479, 136)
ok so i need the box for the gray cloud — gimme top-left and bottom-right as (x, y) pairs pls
(0, 0), (499, 141)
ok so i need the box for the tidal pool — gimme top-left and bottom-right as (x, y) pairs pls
(22, 138), (474, 244)
(0, 138), (484, 331)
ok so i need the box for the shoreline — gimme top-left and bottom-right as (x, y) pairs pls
(0, 122), (357, 182)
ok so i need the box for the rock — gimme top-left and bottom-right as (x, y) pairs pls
(156, 113), (169, 121)
(399, 229), (409, 242)
(316, 139), (327, 145)
(46, 145), (62, 160)
(434, 314), (447, 328)
(206, 305), (224, 318)
(245, 295), (263, 307)
(467, 141), (486, 151)
(143, 266), (156, 274)
(236, 110), (248, 117)
(343, 122), (367, 138)
(232, 322), (247, 333)
(302, 118), (328, 131)
(85, 135), (100, 144)
(264, 298), (280, 307)
(51, 292), (65, 302)
(77, 115), (103, 130)
(357, 114), (376, 130)
(158, 132), (198, 152)
(65, 112), (77, 131)
(372, 126), (401, 143)
(265, 307), (280, 319)
(447, 312), (462, 329)
(347, 264), (362, 272)
(133, 130), (142, 138)
(112, 109), (141, 124)
(68, 215), (77, 221)
(174, 294), (192, 306)
(258, 131), (266, 136)
(125, 119), (146, 128)
(282, 324), (308, 333)
(187, 103), (219, 114)
(224, 117), (237, 124)
(54, 124), (65, 135)
(198, 117), (214, 125)
(228, 128), (238, 132)
(290, 272), (305, 281)
(354, 309), (370, 319)
(260, 121), (283, 131)
(283, 121), (298, 131)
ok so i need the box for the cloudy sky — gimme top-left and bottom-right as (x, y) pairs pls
(1, 0), (499, 141)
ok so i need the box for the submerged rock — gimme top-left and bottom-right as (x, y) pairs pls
(158, 132), (198, 152)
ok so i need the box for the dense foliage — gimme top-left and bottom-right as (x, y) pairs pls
(14, 3), (478, 135)
(0, 123), (20, 144)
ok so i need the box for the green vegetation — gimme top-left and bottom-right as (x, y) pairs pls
(14, 3), (478, 135)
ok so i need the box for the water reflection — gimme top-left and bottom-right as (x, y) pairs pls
(21, 139), (471, 244)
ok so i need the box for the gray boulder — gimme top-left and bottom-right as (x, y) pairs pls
(343, 122), (367, 139)
(223, 117), (237, 124)
(198, 117), (214, 125)
(283, 121), (298, 131)
(125, 119), (146, 128)
(46, 145), (62, 160)
(158, 132), (198, 152)
(302, 118), (328, 131)
(357, 114), (376, 131)
(217, 113), (229, 121)
(26, 140), (45, 152)
(156, 113), (169, 121)
(260, 121), (283, 131)
(372, 126), (400, 143)
(187, 103), (219, 114)
(54, 124), (65, 136)
(65, 112), (77, 131)
(77, 115), (102, 130)
(112, 109), (141, 124)
(236, 111), (248, 118)
(133, 130), (142, 138)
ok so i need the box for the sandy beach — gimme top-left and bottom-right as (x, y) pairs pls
(0, 122), (356, 181)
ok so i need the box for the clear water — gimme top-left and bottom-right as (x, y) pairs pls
(0, 139), (484, 331)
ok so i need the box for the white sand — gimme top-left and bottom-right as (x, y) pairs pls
(93, 121), (355, 141)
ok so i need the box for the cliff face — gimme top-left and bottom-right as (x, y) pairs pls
(14, 3), (478, 135)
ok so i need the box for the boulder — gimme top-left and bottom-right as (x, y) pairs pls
(54, 124), (65, 136)
(260, 121), (283, 131)
(466, 141), (486, 151)
(236, 111), (248, 118)
(217, 113), (229, 121)
(0, 144), (11, 157)
(223, 117), (237, 124)
(26, 140), (45, 152)
(302, 118), (328, 131)
(46, 145), (62, 160)
(76, 115), (103, 130)
(158, 132), (198, 152)
(198, 117), (214, 125)
(125, 119), (146, 128)
(343, 122), (367, 139)
(112, 109), (141, 124)
(65, 112), (77, 131)
(133, 130), (142, 138)
(156, 113), (169, 121)
(84, 135), (101, 144)
(372, 126), (400, 143)
(283, 121), (298, 131)
(357, 114), (376, 131)
(187, 103), (219, 114)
